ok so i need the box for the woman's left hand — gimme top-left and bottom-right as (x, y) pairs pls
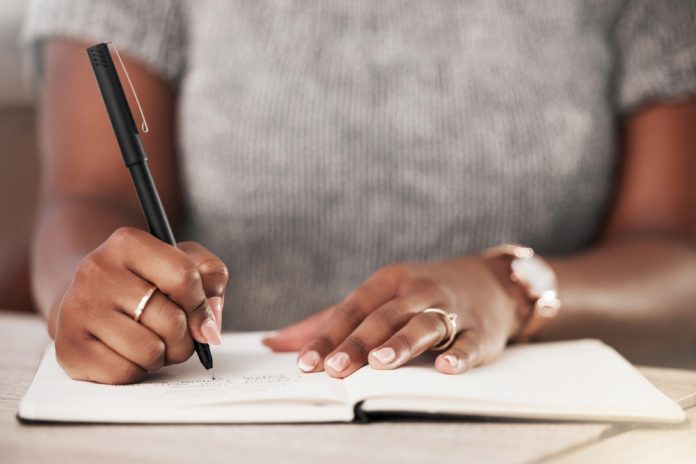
(262, 258), (523, 378)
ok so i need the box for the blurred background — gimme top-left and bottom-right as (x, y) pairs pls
(0, 0), (38, 313)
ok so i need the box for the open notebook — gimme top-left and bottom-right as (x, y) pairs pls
(19, 332), (685, 424)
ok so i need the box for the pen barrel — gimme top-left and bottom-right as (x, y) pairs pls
(87, 43), (174, 244)
(129, 162), (176, 246)
(86, 43), (142, 166)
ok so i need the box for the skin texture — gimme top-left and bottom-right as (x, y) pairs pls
(34, 40), (696, 384)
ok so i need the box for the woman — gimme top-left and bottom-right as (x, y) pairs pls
(24, 0), (696, 384)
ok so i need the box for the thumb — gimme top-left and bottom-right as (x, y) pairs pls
(262, 306), (334, 352)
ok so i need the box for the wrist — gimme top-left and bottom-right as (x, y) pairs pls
(483, 255), (533, 340)
(482, 244), (561, 342)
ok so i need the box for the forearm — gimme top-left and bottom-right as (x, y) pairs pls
(540, 235), (696, 363)
(31, 198), (144, 338)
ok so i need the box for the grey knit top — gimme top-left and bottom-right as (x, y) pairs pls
(23, 1), (696, 330)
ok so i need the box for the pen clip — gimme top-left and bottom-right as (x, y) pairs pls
(106, 42), (149, 133)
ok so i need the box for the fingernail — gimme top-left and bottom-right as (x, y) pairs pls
(371, 347), (396, 364)
(209, 296), (223, 331)
(325, 352), (350, 372)
(443, 354), (459, 369)
(201, 319), (222, 345)
(297, 350), (319, 372)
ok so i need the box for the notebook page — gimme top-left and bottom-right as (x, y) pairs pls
(19, 332), (348, 422)
(344, 339), (685, 423)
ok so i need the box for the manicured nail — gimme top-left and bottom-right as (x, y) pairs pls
(201, 318), (222, 345)
(209, 296), (223, 331)
(443, 354), (459, 369)
(325, 352), (350, 372)
(371, 347), (396, 364)
(297, 351), (319, 372)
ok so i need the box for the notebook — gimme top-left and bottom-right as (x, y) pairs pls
(18, 332), (685, 424)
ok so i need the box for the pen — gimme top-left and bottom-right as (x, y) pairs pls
(86, 42), (214, 379)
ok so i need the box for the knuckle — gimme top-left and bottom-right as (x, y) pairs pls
(372, 305), (405, 332)
(174, 263), (203, 291)
(449, 344), (468, 359)
(401, 277), (445, 299)
(110, 226), (138, 248)
(74, 252), (104, 284)
(335, 302), (365, 326)
(392, 333), (416, 356)
(454, 334), (480, 362)
(308, 333), (335, 354)
(60, 289), (98, 322)
(199, 259), (230, 287)
(162, 308), (189, 340)
(140, 339), (166, 371)
(341, 337), (369, 359)
(410, 277), (438, 292)
(177, 240), (196, 250)
(58, 289), (81, 317)
(188, 298), (208, 318)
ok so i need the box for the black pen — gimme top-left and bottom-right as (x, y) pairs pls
(86, 42), (214, 379)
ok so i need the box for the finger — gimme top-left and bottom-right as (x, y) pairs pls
(56, 334), (146, 385)
(113, 275), (197, 363)
(434, 330), (484, 374)
(367, 311), (450, 371)
(103, 228), (218, 344)
(209, 296), (223, 331)
(178, 241), (229, 329)
(87, 309), (167, 372)
(262, 306), (335, 352)
(323, 287), (445, 378)
(135, 291), (195, 365)
(297, 267), (403, 372)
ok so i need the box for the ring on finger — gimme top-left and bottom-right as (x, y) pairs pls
(133, 285), (157, 322)
(422, 308), (458, 351)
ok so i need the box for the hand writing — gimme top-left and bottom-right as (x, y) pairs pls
(55, 228), (228, 384)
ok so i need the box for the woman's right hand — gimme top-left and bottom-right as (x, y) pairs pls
(54, 227), (229, 384)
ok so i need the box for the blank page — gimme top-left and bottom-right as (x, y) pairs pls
(346, 339), (686, 424)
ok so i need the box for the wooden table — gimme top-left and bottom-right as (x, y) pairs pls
(1, 311), (695, 464)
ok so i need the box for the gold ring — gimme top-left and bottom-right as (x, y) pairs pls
(422, 308), (458, 351)
(134, 285), (157, 322)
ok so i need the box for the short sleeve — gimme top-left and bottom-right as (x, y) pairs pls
(614, 0), (696, 114)
(21, 0), (186, 86)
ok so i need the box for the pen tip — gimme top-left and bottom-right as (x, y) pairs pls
(208, 368), (215, 380)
